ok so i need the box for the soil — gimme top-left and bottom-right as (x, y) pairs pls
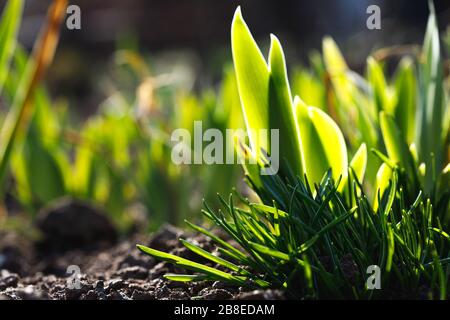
(0, 199), (285, 300)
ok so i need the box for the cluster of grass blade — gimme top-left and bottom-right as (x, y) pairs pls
(138, 4), (449, 299)
(139, 166), (450, 299)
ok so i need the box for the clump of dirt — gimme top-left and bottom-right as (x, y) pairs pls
(0, 219), (285, 300)
(36, 198), (118, 253)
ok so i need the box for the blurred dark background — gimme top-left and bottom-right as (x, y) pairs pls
(5, 0), (450, 114)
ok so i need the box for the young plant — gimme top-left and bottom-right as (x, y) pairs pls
(320, 3), (448, 212)
(138, 6), (450, 299)
(6, 45), (244, 230)
(0, 0), (67, 203)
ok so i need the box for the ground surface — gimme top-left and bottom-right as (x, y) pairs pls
(0, 200), (284, 300)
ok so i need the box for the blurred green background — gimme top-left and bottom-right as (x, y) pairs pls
(0, 0), (448, 235)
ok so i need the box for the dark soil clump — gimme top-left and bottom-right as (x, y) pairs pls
(36, 198), (118, 253)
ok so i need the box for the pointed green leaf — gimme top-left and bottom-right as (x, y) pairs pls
(374, 163), (393, 210)
(268, 34), (303, 176)
(184, 219), (248, 262)
(137, 244), (247, 285)
(164, 274), (208, 282)
(309, 107), (348, 189)
(417, 3), (446, 192)
(295, 97), (348, 189)
(251, 203), (288, 218)
(180, 239), (250, 276)
(231, 7), (270, 153)
(322, 36), (378, 178)
(350, 143), (367, 183)
(295, 97), (328, 186)
(380, 111), (410, 171)
(323, 37), (348, 77)
(232, 8), (304, 177)
(248, 241), (290, 261)
(367, 57), (394, 114)
(393, 58), (416, 144)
